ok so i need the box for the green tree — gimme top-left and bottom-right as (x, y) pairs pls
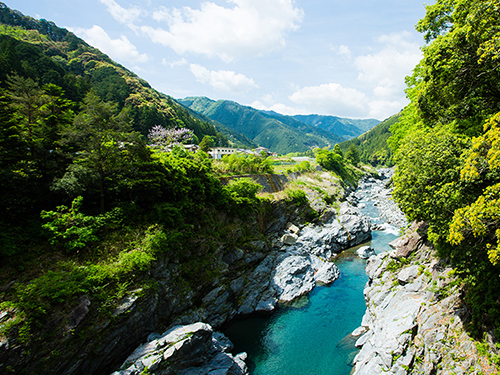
(7, 74), (45, 143)
(333, 144), (343, 158)
(62, 92), (143, 211)
(392, 130), (469, 245)
(405, 0), (500, 136)
(345, 144), (360, 166)
(448, 112), (500, 264)
(199, 135), (213, 153)
(316, 149), (344, 174)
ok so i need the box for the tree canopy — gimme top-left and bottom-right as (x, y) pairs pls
(390, 0), (500, 336)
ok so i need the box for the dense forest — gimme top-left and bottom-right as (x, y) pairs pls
(0, 4), (285, 366)
(389, 0), (500, 337)
(340, 113), (399, 166)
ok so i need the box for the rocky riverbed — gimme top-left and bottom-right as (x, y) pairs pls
(351, 224), (495, 374)
(110, 180), (374, 374)
(348, 170), (494, 374)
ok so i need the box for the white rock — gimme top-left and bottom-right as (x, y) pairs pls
(397, 265), (420, 284)
(281, 233), (298, 245)
(357, 246), (376, 259)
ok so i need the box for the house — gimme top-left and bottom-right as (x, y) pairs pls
(184, 144), (199, 152)
(209, 147), (237, 159)
(255, 147), (272, 156)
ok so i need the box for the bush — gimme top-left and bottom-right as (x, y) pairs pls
(216, 153), (273, 175)
(40, 196), (121, 253)
(285, 188), (308, 206)
(224, 178), (262, 201)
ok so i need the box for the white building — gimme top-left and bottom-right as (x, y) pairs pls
(209, 147), (237, 159)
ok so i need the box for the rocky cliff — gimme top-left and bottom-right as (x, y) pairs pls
(0, 170), (373, 375)
(352, 222), (498, 375)
(109, 198), (371, 375)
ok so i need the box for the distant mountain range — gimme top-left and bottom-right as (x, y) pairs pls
(177, 97), (380, 154)
(292, 114), (380, 140)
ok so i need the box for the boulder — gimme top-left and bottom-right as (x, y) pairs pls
(281, 233), (298, 245)
(67, 295), (90, 331)
(111, 323), (248, 375)
(286, 222), (300, 235)
(397, 265), (420, 285)
(357, 246), (375, 259)
(271, 255), (339, 302)
(272, 255), (316, 302)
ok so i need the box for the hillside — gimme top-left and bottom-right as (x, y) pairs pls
(178, 96), (344, 154)
(340, 113), (400, 166)
(293, 114), (379, 140)
(0, 2), (251, 147)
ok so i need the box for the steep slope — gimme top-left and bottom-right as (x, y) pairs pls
(0, 3), (230, 145)
(293, 114), (380, 140)
(178, 97), (343, 154)
(175, 101), (256, 148)
(340, 113), (400, 166)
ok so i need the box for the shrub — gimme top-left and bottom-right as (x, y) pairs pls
(40, 196), (120, 253)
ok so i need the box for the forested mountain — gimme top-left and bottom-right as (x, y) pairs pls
(0, 4), (303, 373)
(0, 2), (237, 146)
(339, 113), (399, 166)
(175, 101), (256, 149)
(389, 0), (500, 339)
(178, 96), (344, 154)
(293, 114), (379, 140)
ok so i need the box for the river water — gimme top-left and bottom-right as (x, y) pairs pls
(223, 177), (401, 375)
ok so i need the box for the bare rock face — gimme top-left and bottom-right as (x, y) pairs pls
(111, 322), (247, 375)
(351, 224), (492, 375)
(389, 221), (428, 258)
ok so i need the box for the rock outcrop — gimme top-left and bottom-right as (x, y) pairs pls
(352, 222), (495, 375)
(109, 197), (371, 374)
(111, 322), (247, 375)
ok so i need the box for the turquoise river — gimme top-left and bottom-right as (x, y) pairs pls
(223, 183), (400, 375)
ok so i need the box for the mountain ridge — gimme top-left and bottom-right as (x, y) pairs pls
(178, 96), (380, 154)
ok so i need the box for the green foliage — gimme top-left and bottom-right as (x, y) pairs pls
(224, 178), (262, 201)
(40, 196), (119, 253)
(448, 113), (500, 265)
(199, 135), (213, 152)
(316, 149), (345, 174)
(392, 130), (469, 245)
(216, 153), (273, 175)
(342, 113), (400, 166)
(345, 144), (360, 166)
(333, 144), (343, 158)
(390, 0), (500, 337)
(285, 188), (308, 206)
(398, 0), (500, 137)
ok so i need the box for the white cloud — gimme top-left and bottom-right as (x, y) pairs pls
(355, 31), (421, 99)
(368, 100), (405, 120)
(288, 83), (370, 118)
(164, 58), (188, 67)
(72, 25), (149, 64)
(190, 64), (258, 92)
(141, 0), (304, 62)
(331, 44), (352, 60)
(99, 0), (144, 27)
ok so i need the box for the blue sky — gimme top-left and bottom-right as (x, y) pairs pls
(6, 0), (429, 120)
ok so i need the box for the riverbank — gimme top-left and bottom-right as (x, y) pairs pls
(109, 169), (375, 375)
(352, 221), (498, 374)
